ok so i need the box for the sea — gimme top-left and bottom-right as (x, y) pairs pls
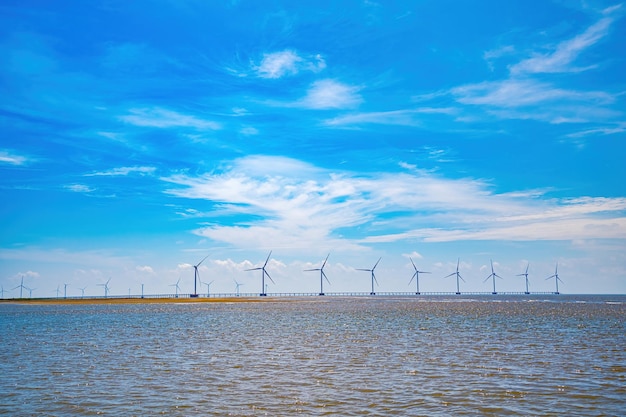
(0, 294), (624, 416)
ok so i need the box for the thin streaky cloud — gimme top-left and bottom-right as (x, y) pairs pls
(324, 107), (456, 127)
(0, 150), (30, 165)
(85, 166), (157, 177)
(510, 16), (615, 75)
(119, 108), (221, 130)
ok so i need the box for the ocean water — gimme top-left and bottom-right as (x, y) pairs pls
(0, 295), (624, 416)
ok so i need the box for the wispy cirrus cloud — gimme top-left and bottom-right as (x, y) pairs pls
(85, 166), (156, 177)
(509, 15), (615, 75)
(324, 107), (456, 127)
(64, 184), (95, 193)
(0, 149), (30, 165)
(253, 49), (326, 79)
(161, 155), (626, 250)
(119, 107), (221, 130)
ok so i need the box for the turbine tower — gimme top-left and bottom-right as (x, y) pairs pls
(192, 254), (209, 298)
(517, 263), (530, 294)
(444, 258), (465, 295)
(357, 257), (381, 295)
(408, 257), (430, 295)
(203, 280), (214, 297)
(170, 278), (182, 298)
(234, 280), (243, 296)
(546, 263), (562, 294)
(97, 278), (111, 298)
(245, 251), (275, 296)
(12, 276), (27, 298)
(305, 253), (331, 296)
(483, 259), (502, 294)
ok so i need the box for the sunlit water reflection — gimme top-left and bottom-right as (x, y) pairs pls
(1, 295), (624, 416)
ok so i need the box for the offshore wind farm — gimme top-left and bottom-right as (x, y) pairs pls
(1, 2), (625, 416)
(2, 252), (571, 301)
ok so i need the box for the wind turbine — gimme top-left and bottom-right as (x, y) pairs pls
(203, 280), (214, 297)
(98, 278), (111, 298)
(483, 259), (503, 295)
(55, 285), (61, 298)
(234, 280), (243, 296)
(79, 286), (87, 297)
(357, 257), (381, 295)
(305, 253), (331, 296)
(245, 251), (275, 296)
(408, 257), (430, 295)
(170, 278), (182, 298)
(12, 276), (27, 298)
(546, 263), (562, 294)
(63, 283), (69, 299)
(444, 258), (465, 295)
(517, 263), (530, 294)
(0, 285), (4, 299)
(26, 287), (36, 298)
(192, 254), (209, 298)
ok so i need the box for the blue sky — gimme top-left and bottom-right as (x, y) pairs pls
(1, 0), (625, 297)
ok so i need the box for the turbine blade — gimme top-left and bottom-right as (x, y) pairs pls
(483, 275), (491, 283)
(263, 251), (272, 267)
(265, 270), (275, 285)
(197, 253), (210, 267)
(444, 273), (455, 278)
(322, 271), (331, 285)
(245, 267), (262, 271)
(410, 257), (417, 271)
(356, 268), (371, 272)
(321, 253), (330, 269)
(304, 268), (320, 272)
(373, 257), (382, 270)
(459, 274), (466, 283)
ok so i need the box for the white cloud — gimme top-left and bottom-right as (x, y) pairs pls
(0, 150), (29, 165)
(452, 79), (613, 108)
(510, 17), (614, 75)
(85, 166), (156, 176)
(119, 107), (221, 130)
(161, 155), (626, 250)
(299, 79), (362, 109)
(324, 107), (455, 126)
(253, 50), (325, 79)
(136, 265), (154, 274)
(65, 184), (95, 193)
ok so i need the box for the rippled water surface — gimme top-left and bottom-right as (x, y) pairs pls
(1, 295), (625, 416)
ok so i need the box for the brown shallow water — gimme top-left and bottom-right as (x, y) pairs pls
(1, 295), (624, 416)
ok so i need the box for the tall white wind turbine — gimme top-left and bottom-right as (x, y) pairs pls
(444, 258), (465, 295)
(517, 263), (530, 294)
(305, 253), (331, 296)
(357, 257), (381, 295)
(170, 278), (182, 298)
(98, 278), (111, 298)
(12, 276), (27, 299)
(483, 259), (503, 294)
(245, 251), (275, 296)
(546, 263), (563, 294)
(192, 254), (210, 298)
(408, 257), (430, 295)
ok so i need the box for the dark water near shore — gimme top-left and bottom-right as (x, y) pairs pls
(1, 295), (624, 416)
